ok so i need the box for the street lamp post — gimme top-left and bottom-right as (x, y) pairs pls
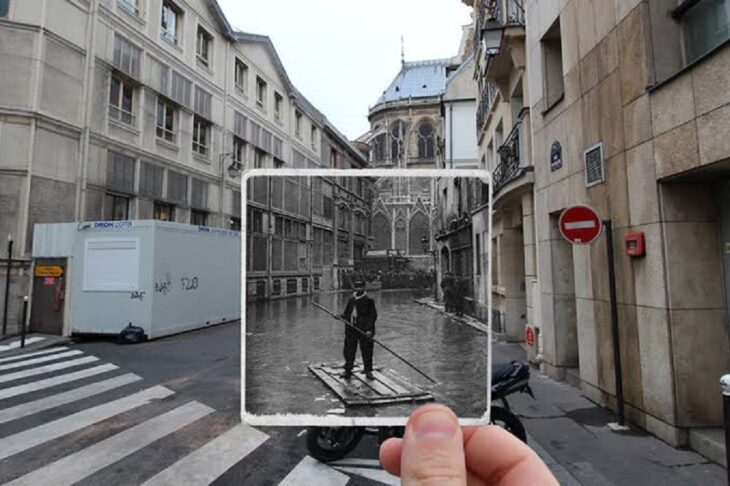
(218, 153), (244, 229)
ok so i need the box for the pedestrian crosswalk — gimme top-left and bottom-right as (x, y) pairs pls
(0, 345), (400, 485)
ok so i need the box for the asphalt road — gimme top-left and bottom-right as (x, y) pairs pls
(0, 320), (393, 485)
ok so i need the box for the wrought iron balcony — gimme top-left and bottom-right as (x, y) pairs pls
(487, 0), (525, 27)
(493, 121), (533, 195)
(474, 0), (525, 53)
(476, 81), (497, 133)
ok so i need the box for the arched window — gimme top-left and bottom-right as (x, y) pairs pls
(417, 120), (435, 160)
(372, 133), (386, 162)
(372, 213), (391, 250)
(408, 211), (430, 255)
(390, 120), (405, 162)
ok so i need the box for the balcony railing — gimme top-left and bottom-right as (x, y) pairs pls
(490, 0), (525, 26)
(474, 0), (526, 50)
(493, 121), (532, 195)
(476, 81), (497, 132)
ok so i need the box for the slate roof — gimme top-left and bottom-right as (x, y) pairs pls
(375, 59), (454, 106)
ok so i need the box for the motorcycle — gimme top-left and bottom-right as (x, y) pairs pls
(306, 361), (534, 462)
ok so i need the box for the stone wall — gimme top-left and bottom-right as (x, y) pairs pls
(526, 0), (730, 444)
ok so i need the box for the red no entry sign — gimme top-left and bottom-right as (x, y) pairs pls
(559, 205), (603, 245)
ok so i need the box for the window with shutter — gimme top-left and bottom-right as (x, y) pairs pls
(170, 71), (191, 107)
(273, 137), (283, 159)
(113, 34), (141, 79)
(191, 179), (209, 209)
(234, 112), (248, 140)
(106, 151), (136, 193)
(167, 171), (187, 204)
(249, 122), (261, 147)
(140, 163), (163, 198)
(585, 143), (605, 187)
(194, 86), (212, 119)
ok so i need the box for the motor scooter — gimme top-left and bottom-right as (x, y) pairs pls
(306, 361), (534, 462)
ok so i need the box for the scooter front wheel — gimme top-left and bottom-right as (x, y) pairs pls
(305, 427), (366, 462)
(490, 406), (527, 443)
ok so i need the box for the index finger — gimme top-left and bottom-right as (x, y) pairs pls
(462, 426), (557, 485)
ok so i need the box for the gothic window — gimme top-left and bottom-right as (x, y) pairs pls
(417, 120), (435, 160)
(372, 213), (391, 250)
(373, 133), (386, 162)
(390, 120), (405, 162)
(408, 211), (429, 255)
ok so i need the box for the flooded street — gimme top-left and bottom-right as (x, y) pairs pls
(245, 290), (489, 418)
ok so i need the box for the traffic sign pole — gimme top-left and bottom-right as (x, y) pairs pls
(604, 219), (625, 427)
(559, 207), (625, 429)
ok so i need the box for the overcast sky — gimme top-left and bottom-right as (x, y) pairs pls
(217, 0), (472, 140)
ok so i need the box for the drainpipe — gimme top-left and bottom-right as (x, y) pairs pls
(449, 103), (454, 169)
(77, 0), (100, 222)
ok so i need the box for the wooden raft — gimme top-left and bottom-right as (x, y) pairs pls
(309, 362), (434, 407)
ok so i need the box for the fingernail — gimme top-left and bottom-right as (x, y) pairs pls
(411, 410), (458, 440)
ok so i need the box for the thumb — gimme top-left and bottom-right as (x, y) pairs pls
(400, 405), (466, 486)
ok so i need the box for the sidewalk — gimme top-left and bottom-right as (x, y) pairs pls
(0, 333), (71, 357)
(416, 299), (726, 484)
(493, 339), (726, 485)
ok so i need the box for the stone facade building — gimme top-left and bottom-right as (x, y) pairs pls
(525, 0), (730, 448)
(466, 0), (537, 339)
(434, 53), (481, 303)
(0, 0), (362, 332)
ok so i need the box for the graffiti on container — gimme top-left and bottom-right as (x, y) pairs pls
(130, 291), (146, 301)
(181, 277), (199, 291)
(155, 279), (172, 296)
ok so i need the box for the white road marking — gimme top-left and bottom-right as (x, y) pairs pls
(142, 423), (269, 485)
(0, 337), (45, 352)
(0, 356), (99, 384)
(278, 456), (350, 486)
(0, 350), (83, 372)
(564, 220), (596, 230)
(0, 364), (118, 401)
(0, 347), (69, 364)
(334, 466), (400, 485)
(0, 385), (173, 461)
(330, 458), (383, 467)
(0, 373), (142, 425)
(5, 401), (213, 486)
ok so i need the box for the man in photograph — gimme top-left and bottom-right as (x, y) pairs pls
(341, 280), (378, 380)
(441, 272), (455, 312)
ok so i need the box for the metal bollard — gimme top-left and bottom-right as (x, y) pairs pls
(20, 296), (28, 349)
(721, 374), (730, 484)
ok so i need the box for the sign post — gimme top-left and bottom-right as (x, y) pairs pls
(559, 206), (626, 428)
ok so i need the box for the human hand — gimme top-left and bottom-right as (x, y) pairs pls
(366, 331), (373, 338)
(380, 404), (558, 485)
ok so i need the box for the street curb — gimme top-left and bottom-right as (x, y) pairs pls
(413, 298), (491, 335)
(0, 335), (73, 358)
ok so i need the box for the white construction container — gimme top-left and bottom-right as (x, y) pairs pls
(32, 221), (241, 339)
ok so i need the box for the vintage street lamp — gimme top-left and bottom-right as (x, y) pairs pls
(482, 18), (504, 56)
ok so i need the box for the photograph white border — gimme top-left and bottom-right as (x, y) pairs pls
(241, 168), (493, 427)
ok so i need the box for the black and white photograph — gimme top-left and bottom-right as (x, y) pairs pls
(243, 171), (492, 424)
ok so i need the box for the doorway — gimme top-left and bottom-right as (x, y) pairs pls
(30, 258), (67, 335)
(549, 213), (579, 371)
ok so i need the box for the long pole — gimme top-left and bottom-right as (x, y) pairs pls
(604, 220), (625, 426)
(312, 301), (438, 384)
(2, 235), (13, 337)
